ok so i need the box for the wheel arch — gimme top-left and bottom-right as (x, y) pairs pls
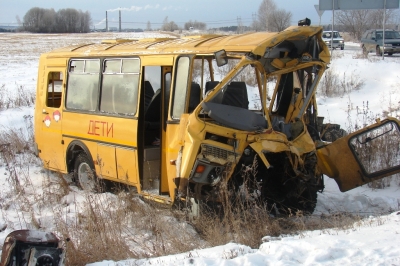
(66, 140), (94, 173)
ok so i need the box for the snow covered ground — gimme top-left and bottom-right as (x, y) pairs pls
(88, 178), (400, 266)
(89, 212), (400, 266)
(0, 33), (400, 265)
(318, 42), (400, 131)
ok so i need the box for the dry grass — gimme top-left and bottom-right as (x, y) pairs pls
(341, 32), (356, 43)
(345, 98), (400, 188)
(318, 68), (365, 98)
(189, 184), (365, 250)
(0, 120), (370, 265)
(0, 94), (395, 266)
(0, 149), (386, 266)
(352, 50), (383, 62)
(0, 84), (35, 110)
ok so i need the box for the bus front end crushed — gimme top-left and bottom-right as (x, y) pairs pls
(173, 24), (400, 215)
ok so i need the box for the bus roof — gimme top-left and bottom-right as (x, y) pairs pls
(43, 26), (329, 62)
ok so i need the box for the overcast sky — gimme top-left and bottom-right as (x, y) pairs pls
(0, 0), (332, 28)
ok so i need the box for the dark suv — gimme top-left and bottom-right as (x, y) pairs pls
(361, 29), (400, 56)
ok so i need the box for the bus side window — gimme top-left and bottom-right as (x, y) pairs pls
(100, 58), (140, 115)
(66, 59), (100, 111)
(46, 72), (63, 108)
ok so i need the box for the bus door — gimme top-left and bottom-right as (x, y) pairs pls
(160, 66), (176, 196)
(99, 58), (140, 187)
(317, 117), (400, 191)
(163, 56), (198, 200)
(139, 62), (173, 196)
(40, 70), (65, 171)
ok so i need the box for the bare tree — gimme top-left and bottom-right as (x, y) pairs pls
(268, 8), (292, 31)
(76, 11), (91, 33)
(15, 15), (22, 27)
(336, 10), (374, 40)
(256, 0), (292, 32)
(146, 21), (152, 31)
(23, 7), (57, 33)
(369, 9), (399, 29)
(161, 16), (179, 31)
(23, 7), (91, 33)
(257, 0), (277, 31)
(64, 9), (79, 33)
(337, 9), (400, 41)
(161, 16), (169, 31)
(184, 20), (207, 30)
(23, 7), (45, 32)
(167, 21), (179, 31)
(41, 9), (57, 32)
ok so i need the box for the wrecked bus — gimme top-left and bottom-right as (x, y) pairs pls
(34, 21), (400, 214)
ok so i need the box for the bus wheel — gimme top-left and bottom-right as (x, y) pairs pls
(74, 153), (101, 192)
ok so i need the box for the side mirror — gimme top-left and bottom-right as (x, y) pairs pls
(214, 49), (228, 67)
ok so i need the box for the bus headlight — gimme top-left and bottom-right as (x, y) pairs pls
(189, 159), (224, 186)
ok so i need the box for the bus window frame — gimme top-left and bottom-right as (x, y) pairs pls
(171, 56), (192, 120)
(64, 57), (141, 118)
(65, 58), (101, 112)
(100, 58), (140, 116)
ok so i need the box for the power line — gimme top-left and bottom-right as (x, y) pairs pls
(0, 17), (254, 27)
(0, 22), (19, 25)
(93, 17), (254, 26)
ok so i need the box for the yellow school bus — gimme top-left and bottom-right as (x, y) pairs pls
(34, 21), (400, 214)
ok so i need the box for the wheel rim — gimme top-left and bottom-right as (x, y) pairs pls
(78, 162), (95, 191)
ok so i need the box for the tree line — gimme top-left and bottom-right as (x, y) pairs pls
(336, 9), (400, 40)
(22, 7), (91, 33)
(19, 1), (293, 34)
(159, 0), (292, 33)
(20, 1), (400, 39)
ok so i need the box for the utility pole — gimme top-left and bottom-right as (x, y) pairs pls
(119, 9), (121, 32)
(331, 0), (334, 53)
(252, 12), (257, 31)
(237, 16), (243, 34)
(106, 11), (108, 32)
(382, 0), (386, 60)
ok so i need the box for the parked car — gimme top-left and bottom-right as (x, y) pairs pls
(360, 29), (400, 56)
(322, 31), (344, 50)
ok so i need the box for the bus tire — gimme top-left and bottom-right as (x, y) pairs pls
(74, 152), (103, 192)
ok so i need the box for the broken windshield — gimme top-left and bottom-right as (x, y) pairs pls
(196, 58), (264, 112)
